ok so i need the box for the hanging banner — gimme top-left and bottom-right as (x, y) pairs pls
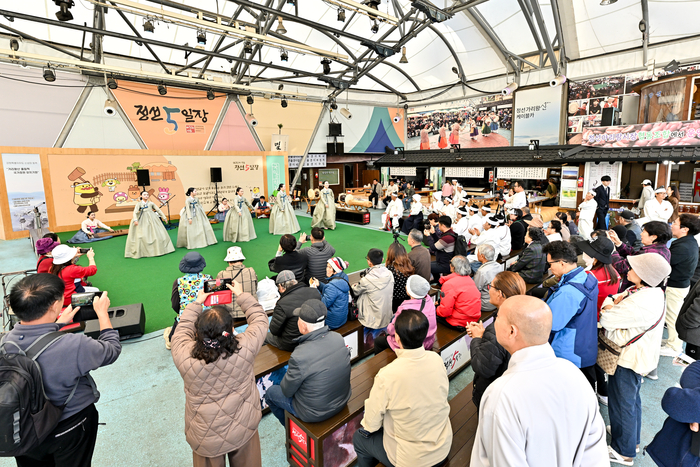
(445, 167), (485, 178)
(288, 154), (326, 169)
(271, 134), (289, 152)
(390, 167), (417, 177)
(513, 86), (563, 146)
(581, 121), (700, 147)
(2, 153), (47, 231)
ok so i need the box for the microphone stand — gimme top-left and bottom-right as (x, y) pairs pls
(159, 194), (177, 230)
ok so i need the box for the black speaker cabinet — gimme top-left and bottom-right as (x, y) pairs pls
(327, 142), (344, 156)
(210, 167), (222, 183)
(84, 303), (146, 341)
(136, 169), (150, 187)
(328, 123), (342, 136)
(601, 107), (617, 126)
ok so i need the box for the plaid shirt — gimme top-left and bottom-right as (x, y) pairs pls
(217, 263), (258, 318)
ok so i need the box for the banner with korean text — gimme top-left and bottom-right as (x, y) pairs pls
(1, 153), (47, 232)
(581, 121), (700, 148)
(513, 86), (563, 146)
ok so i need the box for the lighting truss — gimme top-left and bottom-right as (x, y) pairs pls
(322, 0), (399, 25)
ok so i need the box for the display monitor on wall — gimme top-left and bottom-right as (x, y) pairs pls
(319, 168), (340, 185)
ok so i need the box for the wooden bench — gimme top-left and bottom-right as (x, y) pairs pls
(435, 311), (494, 378)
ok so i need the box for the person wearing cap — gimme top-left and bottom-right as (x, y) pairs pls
(430, 192), (443, 214)
(661, 214), (700, 357)
(453, 185), (464, 207)
(578, 190), (598, 240)
(440, 196), (456, 221)
(352, 248), (394, 330)
(265, 270), (321, 352)
(644, 186), (674, 223)
(264, 299), (352, 425)
(636, 179), (654, 211)
(523, 212), (544, 229)
(437, 255), (481, 330)
(593, 175), (612, 230)
(646, 360), (700, 466)
(166, 252), (213, 349)
(36, 235), (60, 274)
(401, 193), (424, 235)
(269, 234), (308, 283)
(172, 282), (268, 467)
(381, 191), (404, 231)
(407, 229), (431, 282)
(49, 244), (99, 308)
(509, 227), (548, 284)
(615, 210), (642, 250)
(216, 247), (258, 319)
(609, 221), (672, 291)
(310, 257), (350, 330)
(493, 214), (512, 258)
(467, 204), (484, 237)
(374, 275), (437, 354)
(68, 211), (115, 243)
(508, 209), (527, 251)
(311, 180), (337, 230)
(353, 310), (452, 467)
(423, 215), (457, 281)
(470, 215), (501, 259)
(503, 180), (527, 211)
(600, 253), (672, 465)
(295, 227), (336, 283)
(453, 206), (471, 237)
(125, 190), (175, 259)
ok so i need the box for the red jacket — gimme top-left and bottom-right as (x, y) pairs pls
(58, 264), (98, 307)
(587, 267), (620, 320)
(37, 255), (54, 274)
(437, 273), (481, 328)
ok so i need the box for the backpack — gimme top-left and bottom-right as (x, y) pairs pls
(0, 332), (84, 457)
(332, 277), (359, 321)
(447, 232), (469, 257)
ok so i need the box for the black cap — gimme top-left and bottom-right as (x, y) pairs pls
(576, 237), (614, 264)
(293, 299), (328, 323)
(619, 210), (635, 220)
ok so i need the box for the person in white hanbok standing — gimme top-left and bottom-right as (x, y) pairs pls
(177, 188), (217, 249)
(223, 187), (257, 242)
(269, 184), (301, 235)
(578, 190), (598, 240)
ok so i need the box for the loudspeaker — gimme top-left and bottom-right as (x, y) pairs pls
(84, 303), (146, 341)
(136, 169), (150, 187)
(328, 123), (342, 136)
(601, 107), (617, 126)
(210, 167), (222, 183)
(327, 142), (344, 156)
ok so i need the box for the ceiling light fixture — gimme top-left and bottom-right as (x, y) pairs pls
(281, 98), (288, 108)
(9, 39), (19, 51)
(638, 19), (647, 33)
(107, 77), (118, 89)
(278, 84), (284, 91)
(321, 58), (332, 75)
(360, 40), (395, 57)
(330, 100), (338, 110)
(143, 18), (155, 33)
(157, 83), (167, 95)
(54, 0), (75, 22)
(243, 40), (253, 55)
(197, 29), (206, 45)
(276, 16), (287, 34)
(411, 0), (452, 23)
(246, 95), (254, 105)
(337, 8), (346, 22)
(600, 0), (617, 5)
(502, 81), (518, 95)
(280, 49), (288, 61)
(207, 89), (215, 100)
(399, 46), (408, 64)
(43, 67), (56, 82)
(370, 20), (379, 34)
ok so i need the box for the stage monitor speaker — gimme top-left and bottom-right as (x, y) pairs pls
(136, 169), (150, 187)
(210, 167), (222, 183)
(84, 303), (146, 341)
(328, 123), (342, 136)
(601, 107), (617, 126)
(327, 142), (344, 156)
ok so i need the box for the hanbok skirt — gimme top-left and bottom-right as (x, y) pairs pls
(124, 214), (175, 259)
(311, 201), (336, 229)
(68, 229), (111, 243)
(223, 208), (257, 242)
(269, 204), (300, 235)
(176, 206), (217, 249)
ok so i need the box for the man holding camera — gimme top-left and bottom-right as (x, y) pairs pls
(4, 273), (121, 467)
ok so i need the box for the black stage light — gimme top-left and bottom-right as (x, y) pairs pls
(321, 58), (331, 75)
(207, 89), (215, 100)
(337, 8), (346, 22)
(158, 84), (167, 95)
(247, 95), (254, 105)
(281, 99), (288, 108)
(54, 0), (74, 22)
(43, 68), (56, 82)
(143, 19), (155, 33)
(107, 77), (118, 89)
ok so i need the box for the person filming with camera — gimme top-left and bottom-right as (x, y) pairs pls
(49, 244), (99, 309)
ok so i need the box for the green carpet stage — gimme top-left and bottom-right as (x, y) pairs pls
(59, 217), (395, 334)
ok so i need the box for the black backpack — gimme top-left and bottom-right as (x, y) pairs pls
(0, 332), (82, 457)
(448, 232), (470, 257)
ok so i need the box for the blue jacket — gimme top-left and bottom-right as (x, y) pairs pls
(318, 272), (350, 330)
(546, 267), (599, 368)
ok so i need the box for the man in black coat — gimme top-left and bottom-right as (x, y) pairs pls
(593, 175), (611, 230)
(269, 234), (308, 282)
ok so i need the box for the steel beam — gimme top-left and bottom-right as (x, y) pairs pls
(641, 0), (649, 65)
(463, 8), (519, 76)
(526, 0), (558, 75)
(92, 4), (105, 63)
(197, 4), (245, 78)
(516, 0), (544, 53)
(109, 1), (169, 73)
(549, 0), (567, 71)
(0, 23), (82, 60)
(555, 0), (578, 60)
(448, 0), (490, 14)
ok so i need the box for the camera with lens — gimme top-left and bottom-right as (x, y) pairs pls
(79, 248), (91, 254)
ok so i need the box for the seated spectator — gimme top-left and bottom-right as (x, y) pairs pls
(386, 243), (415, 311)
(509, 227), (548, 284)
(521, 206), (532, 222)
(508, 208), (527, 251)
(568, 234), (588, 268)
(36, 236), (60, 274)
(5, 274), (121, 467)
(609, 220), (671, 291)
(426, 212), (441, 238)
(615, 210), (642, 250)
(256, 278), (280, 312)
(472, 244), (501, 313)
(453, 206), (471, 236)
(401, 194), (424, 235)
(311, 257), (350, 330)
(49, 244), (99, 308)
(265, 299), (351, 425)
(215, 246), (258, 319)
(470, 215), (500, 253)
(166, 252), (212, 350)
(436, 255), (481, 331)
(375, 275), (437, 354)
(544, 219), (564, 243)
(268, 234), (308, 282)
(524, 213), (544, 229)
(557, 211), (578, 236)
(543, 241), (599, 387)
(493, 215), (512, 258)
(255, 196), (270, 218)
(407, 229), (431, 281)
(352, 249), (394, 330)
(467, 271), (525, 410)
(172, 283), (267, 467)
(353, 310), (452, 467)
(265, 270), (321, 351)
(296, 227), (336, 283)
(423, 215), (456, 280)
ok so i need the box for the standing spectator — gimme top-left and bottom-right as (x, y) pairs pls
(295, 228), (336, 283)
(543, 178), (559, 206)
(543, 241), (599, 387)
(265, 300), (351, 425)
(600, 254), (671, 466)
(609, 221), (671, 291)
(265, 270), (321, 351)
(667, 185), (681, 223)
(615, 210), (642, 250)
(423, 215), (456, 281)
(467, 271), (525, 410)
(5, 274), (121, 467)
(594, 176), (611, 230)
(677, 279), (700, 360)
(471, 296), (608, 466)
(268, 234), (308, 282)
(311, 257), (350, 330)
(353, 310), (452, 467)
(442, 180), (454, 198)
(436, 256), (481, 330)
(472, 244), (501, 313)
(644, 187), (674, 223)
(386, 243), (415, 311)
(49, 244), (99, 307)
(578, 190), (598, 240)
(172, 284), (267, 467)
(661, 214), (700, 357)
(369, 179), (382, 209)
(636, 179), (654, 211)
(36, 236), (60, 274)
(216, 246), (258, 319)
(508, 209), (527, 251)
(407, 229), (431, 282)
(509, 227), (548, 284)
(352, 248), (394, 330)
(166, 252), (212, 349)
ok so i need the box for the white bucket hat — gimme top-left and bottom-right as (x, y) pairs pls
(51, 244), (78, 265)
(412, 194), (422, 203)
(224, 246), (246, 262)
(627, 253), (672, 287)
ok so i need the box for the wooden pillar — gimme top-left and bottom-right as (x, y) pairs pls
(656, 162), (669, 188)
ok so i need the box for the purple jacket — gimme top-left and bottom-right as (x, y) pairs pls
(386, 297), (437, 350)
(613, 242), (671, 290)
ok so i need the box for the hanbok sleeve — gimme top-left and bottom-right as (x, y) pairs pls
(132, 203), (140, 223)
(150, 201), (167, 221)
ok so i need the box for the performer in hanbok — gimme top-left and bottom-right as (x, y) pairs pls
(68, 212), (115, 243)
(381, 192), (404, 231)
(449, 119), (463, 147)
(430, 192), (443, 214)
(469, 117), (479, 140)
(578, 190), (597, 240)
(214, 198), (230, 222)
(440, 196), (456, 221)
(311, 181), (336, 230)
(269, 184), (301, 235)
(177, 188), (217, 249)
(401, 194), (424, 235)
(124, 191), (175, 259)
(437, 124), (448, 149)
(223, 187), (257, 242)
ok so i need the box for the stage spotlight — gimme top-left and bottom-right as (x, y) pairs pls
(207, 89), (215, 100)
(281, 98), (288, 108)
(371, 20), (379, 34)
(502, 81), (518, 96)
(399, 46), (408, 64)
(337, 8), (346, 22)
(280, 49), (288, 61)
(278, 84), (284, 91)
(340, 107), (352, 120)
(197, 29), (206, 45)
(276, 16), (287, 35)
(550, 74), (566, 87)
(330, 101), (338, 110)
(243, 40), (253, 55)
(107, 77), (118, 89)
(10, 39), (19, 51)
(54, 0), (74, 22)
(246, 95), (254, 105)
(158, 83), (167, 95)
(43, 67), (56, 82)
(143, 19), (155, 33)
(104, 99), (117, 116)
(664, 60), (680, 73)
(321, 58), (331, 75)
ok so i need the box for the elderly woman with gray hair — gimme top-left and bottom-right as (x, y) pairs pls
(472, 244), (502, 313)
(436, 255), (482, 331)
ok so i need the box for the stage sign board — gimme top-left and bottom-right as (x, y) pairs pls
(582, 121), (700, 147)
(2, 153), (47, 231)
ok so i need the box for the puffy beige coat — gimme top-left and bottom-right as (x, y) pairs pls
(172, 293), (268, 457)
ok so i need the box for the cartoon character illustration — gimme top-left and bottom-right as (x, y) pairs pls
(67, 167), (102, 213)
(102, 178), (120, 192)
(114, 192), (128, 203)
(252, 187), (260, 196)
(127, 185), (141, 201)
(157, 187), (171, 202)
